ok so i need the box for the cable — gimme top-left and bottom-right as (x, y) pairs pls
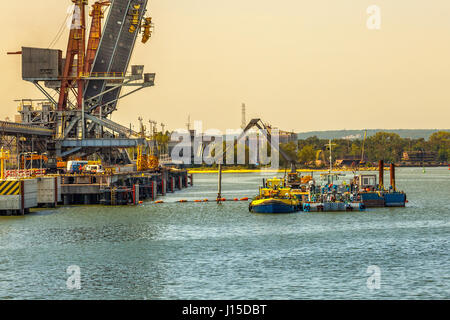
(48, 11), (73, 49)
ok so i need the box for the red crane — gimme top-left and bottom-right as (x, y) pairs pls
(85, 1), (111, 75)
(58, 0), (87, 111)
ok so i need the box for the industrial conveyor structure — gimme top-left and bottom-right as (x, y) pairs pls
(8, 0), (155, 165)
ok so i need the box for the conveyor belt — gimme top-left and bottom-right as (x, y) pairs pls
(0, 121), (53, 136)
(84, 0), (148, 110)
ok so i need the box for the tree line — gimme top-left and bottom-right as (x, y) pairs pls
(280, 131), (450, 167)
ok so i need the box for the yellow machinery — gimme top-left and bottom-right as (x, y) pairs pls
(141, 17), (153, 43)
(129, 4), (141, 33)
(136, 145), (159, 172)
(316, 150), (327, 167)
(136, 117), (159, 172)
(0, 147), (10, 180)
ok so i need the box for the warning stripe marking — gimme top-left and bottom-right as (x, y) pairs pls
(0, 181), (21, 195)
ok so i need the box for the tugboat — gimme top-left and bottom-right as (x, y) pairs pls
(249, 178), (301, 214)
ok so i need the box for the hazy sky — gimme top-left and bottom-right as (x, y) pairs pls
(1, 0), (450, 132)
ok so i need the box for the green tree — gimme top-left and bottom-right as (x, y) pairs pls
(428, 131), (450, 151)
(297, 145), (316, 165)
(366, 132), (405, 163)
(279, 142), (298, 167)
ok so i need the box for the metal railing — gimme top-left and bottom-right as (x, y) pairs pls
(81, 72), (125, 78)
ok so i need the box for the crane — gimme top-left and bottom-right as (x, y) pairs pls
(85, 1), (111, 76)
(213, 119), (299, 201)
(361, 130), (367, 165)
(58, 0), (87, 111)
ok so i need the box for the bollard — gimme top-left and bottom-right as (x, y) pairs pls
(161, 179), (166, 196)
(152, 181), (157, 200)
(54, 177), (58, 207)
(134, 184), (140, 205)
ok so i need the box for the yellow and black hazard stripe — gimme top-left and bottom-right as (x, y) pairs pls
(0, 180), (21, 195)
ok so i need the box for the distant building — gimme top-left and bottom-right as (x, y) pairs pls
(278, 131), (298, 144)
(400, 151), (439, 166)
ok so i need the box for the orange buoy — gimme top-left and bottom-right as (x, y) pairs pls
(194, 200), (202, 203)
(178, 200), (188, 203)
(203, 199), (209, 202)
(233, 198), (239, 201)
(155, 200), (164, 204)
(240, 197), (249, 201)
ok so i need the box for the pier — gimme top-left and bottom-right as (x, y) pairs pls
(1, 165), (193, 216)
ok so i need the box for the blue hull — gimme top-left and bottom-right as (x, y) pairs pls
(251, 203), (300, 214)
(359, 192), (385, 207)
(383, 192), (406, 207)
(359, 192), (406, 207)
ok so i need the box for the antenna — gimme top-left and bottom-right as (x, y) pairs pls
(241, 103), (246, 129)
(326, 139), (337, 174)
(186, 115), (191, 131)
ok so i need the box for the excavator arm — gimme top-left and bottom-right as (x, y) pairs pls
(214, 118), (298, 171)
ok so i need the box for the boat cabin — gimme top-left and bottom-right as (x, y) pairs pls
(357, 174), (377, 188)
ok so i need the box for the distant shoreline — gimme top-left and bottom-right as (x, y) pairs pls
(188, 166), (448, 174)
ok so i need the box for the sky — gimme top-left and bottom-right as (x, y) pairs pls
(1, 0), (450, 133)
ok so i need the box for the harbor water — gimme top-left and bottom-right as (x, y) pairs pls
(0, 167), (449, 299)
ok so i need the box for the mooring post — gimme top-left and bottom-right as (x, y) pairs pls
(134, 184), (139, 204)
(390, 163), (396, 192)
(152, 181), (157, 200)
(54, 177), (58, 207)
(217, 164), (222, 202)
(161, 178), (166, 196)
(20, 180), (25, 215)
(378, 160), (384, 189)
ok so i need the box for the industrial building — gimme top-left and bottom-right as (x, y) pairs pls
(0, 0), (191, 215)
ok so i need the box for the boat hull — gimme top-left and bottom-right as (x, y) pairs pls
(250, 198), (300, 214)
(359, 192), (406, 208)
(359, 192), (385, 208)
(303, 202), (365, 212)
(383, 192), (406, 207)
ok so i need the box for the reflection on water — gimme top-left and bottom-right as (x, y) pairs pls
(0, 168), (449, 299)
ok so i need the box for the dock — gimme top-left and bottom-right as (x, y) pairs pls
(0, 168), (193, 216)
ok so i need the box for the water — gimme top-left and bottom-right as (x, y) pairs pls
(0, 167), (449, 300)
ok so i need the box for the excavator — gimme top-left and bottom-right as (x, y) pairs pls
(212, 119), (305, 199)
